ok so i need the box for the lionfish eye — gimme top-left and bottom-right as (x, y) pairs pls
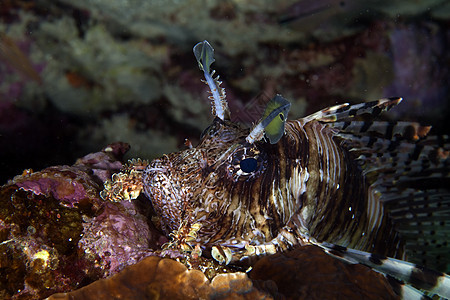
(228, 147), (265, 180)
(240, 157), (258, 173)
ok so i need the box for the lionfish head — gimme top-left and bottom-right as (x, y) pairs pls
(144, 118), (263, 234)
(142, 41), (290, 243)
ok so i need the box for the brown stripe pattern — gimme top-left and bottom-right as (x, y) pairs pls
(143, 113), (403, 261)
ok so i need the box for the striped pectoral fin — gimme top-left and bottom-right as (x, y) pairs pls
(301, 97), (402, 124)
(359, 134), (450, 273)
(379, 187), (450, 274)
(335, 121), (431, 145)
(314, 241), (450, 299)
(385, 276), (432, 300)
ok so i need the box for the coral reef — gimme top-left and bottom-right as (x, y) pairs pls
(0, 143), (157, 299)
(0, 166), (99, 298)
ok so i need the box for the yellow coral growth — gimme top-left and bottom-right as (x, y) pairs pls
(163, 221), (202, 253)
(100, 171), (141, 202)
(100, 158), (149, 202)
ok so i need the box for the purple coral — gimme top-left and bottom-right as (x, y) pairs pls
(0, 144), (160, 299)
(78, 200), (155, 277)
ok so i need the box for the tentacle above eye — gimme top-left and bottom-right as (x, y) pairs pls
(246, 94), (291, 144)
(194, 40), (229, 121)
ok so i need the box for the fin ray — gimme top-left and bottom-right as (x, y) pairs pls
(301, 97), (402, 123)
(314, 242), (450, 299)
(305, 99), (450, 274)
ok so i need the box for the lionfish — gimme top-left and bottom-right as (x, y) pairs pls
(102, 41), (450, 298)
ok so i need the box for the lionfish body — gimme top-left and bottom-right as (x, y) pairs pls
(104, 41), (450, 298)
(144, 103), (406, 258)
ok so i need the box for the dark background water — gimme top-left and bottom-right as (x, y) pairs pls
(1, 0), (449, 184)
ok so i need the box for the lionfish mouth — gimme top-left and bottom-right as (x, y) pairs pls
(143, 159), (188, 233)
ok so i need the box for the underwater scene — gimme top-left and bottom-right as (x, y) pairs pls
(1, 0), (449, 299)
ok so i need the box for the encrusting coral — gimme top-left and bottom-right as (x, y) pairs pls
(0, 143), (154, 298)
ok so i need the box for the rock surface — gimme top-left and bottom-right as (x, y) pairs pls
(48, 245), (398, 300)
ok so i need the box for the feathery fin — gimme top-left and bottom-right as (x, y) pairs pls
(305, 98), (450, 274)
(193, 39), (215, 74)
(193, 40), (229, 120)
(339, 131), (449, 272)
(246, 95), (291, 144)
